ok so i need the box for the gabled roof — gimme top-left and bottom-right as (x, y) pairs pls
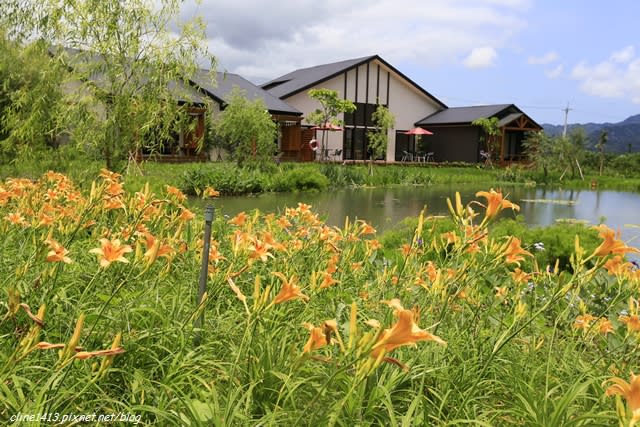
(50, 46), (207, 105)
(262, 55), (447, 109)
(416, 104), (513, 126)
(416, 103), (542, 129)
(191, 70), (302, 116)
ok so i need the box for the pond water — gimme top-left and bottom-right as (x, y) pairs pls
(206, 184), (640, 245)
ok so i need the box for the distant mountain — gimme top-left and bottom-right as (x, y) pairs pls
(542, 114), (640, 154)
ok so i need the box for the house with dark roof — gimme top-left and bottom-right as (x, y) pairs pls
(262, 55), (541, 163)
(188, 70), (303, 160)
(415, 104), (542, 163)
(262, 55), (447, 162)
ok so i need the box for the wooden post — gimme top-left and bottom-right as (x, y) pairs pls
(194, 205), (214, 346)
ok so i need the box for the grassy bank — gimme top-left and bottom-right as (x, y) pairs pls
(3, 152), (640, 197)
(2, 173), (639, 425)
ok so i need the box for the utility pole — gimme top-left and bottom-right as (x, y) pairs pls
(562, 102), (572, 137)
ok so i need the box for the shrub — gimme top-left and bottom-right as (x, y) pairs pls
(272, 167), (329, 192)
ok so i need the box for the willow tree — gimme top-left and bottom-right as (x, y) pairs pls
(0, 33), (65, 160)
(214, 87), (278, 168)
(0, 0), (214, 169)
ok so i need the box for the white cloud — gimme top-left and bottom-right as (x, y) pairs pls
(463, 47), (498, 68)
(528, 51), (558, 65)
(570, 46), (640, 103)
(544, 64), (563, 79)
(179, 0), (529, 81)
(610, 45), (635, 63)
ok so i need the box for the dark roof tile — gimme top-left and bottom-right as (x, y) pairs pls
(191, 70), (301, 115)
(262, 55), (447, 109)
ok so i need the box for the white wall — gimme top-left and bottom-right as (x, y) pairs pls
(282, 58), (442, 161)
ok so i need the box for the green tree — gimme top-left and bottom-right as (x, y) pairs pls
(558, 127), (587, 180)
(596, 129), (608, 176)
(1, 0), (213, 169)
(523, 131), (555, 180)
(307, 89), (355, 161)
(0, 33), (65, 161)
(214, 87), (278, 168)
(472, 117), (501, 167)
(367, 104), (395, 173)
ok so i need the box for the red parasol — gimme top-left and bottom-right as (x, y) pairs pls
(403, 127), (433, 135)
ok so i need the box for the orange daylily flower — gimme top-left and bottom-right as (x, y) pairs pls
(103, 196), (125, 210)
(89, 238), (133, 268)
(326, 254), (339, 274)
(367, 239), (382, 251)
(140, 232), (174, 262)
(99, 169), (122, 182)
(319, 272), (339, 289)
(276, 216), (292, 229)
(503, 237), (532, 265)
(302, 323), (328, 353)
(261, 231), (286, 251)
(203, 187), (220, 198)
(619, 314), (640, 332)
(208, 243), (226, 263)
(297, 202), (312, 214)
(272, 272), (309, 304)
(573, 313), (596, 330)
(178, 207), (196, 222)
(604, 256), (633, 276)
(105, 181), (124, 196)
(441, 231), (457, 245)
(45, 188), (59, 201)
(45, 239), (72, 264)
(5, 212), (27, 226)
(358, 221), (376, 235)
(475, 189), (519, 219)
(511, 268), (531, 284)
(38, 213), (54, 227)
(597, 318), (615, 335)
(248, 238), (273, 262)
(371, 308), (445, 358)
(593, 225), (640, 257)
(165, 185), (186, 202)
(604, 372), (640, 420)
(401, 244), (412, 257)
(229, 212), (247, 226)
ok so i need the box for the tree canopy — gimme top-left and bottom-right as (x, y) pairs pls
(0, 0), (214, 169)
(214, 87), (278, 168)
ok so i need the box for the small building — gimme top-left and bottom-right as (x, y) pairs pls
(415, 104), (543, 163)
(188, 70), (304, 161)
(262, 55), (447, 162)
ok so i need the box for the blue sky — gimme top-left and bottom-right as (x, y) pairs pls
(183, 0), (640, 125)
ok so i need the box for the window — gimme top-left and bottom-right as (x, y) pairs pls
(343, 102), (387, 160)
(344, 102), (383, 126)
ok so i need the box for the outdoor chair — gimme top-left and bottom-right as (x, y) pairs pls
(401, 151), (413, 162)
(332, 149), (343, 161)
(415, 152), (426, 162)
(426, 152), (434, 162)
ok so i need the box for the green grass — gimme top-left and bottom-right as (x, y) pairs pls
(1, 172), (637, 425)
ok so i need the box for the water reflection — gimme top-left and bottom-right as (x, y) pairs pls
(208, 185), (640, 243)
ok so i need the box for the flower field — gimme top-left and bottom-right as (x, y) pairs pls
(1, 171), (640, 426)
